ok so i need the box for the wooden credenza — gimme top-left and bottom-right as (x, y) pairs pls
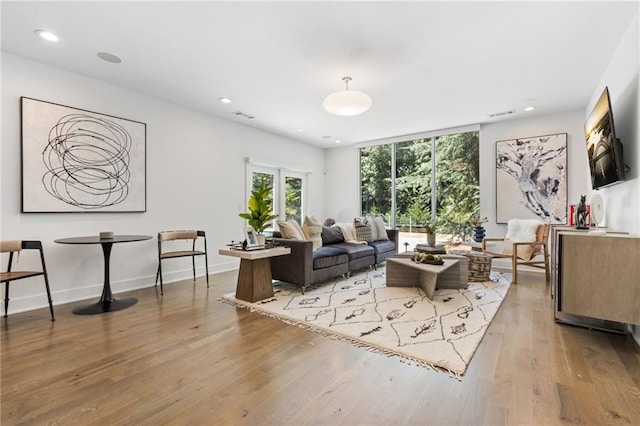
(553, 230), (640, 332)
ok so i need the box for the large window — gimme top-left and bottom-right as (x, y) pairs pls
(246, 163), (307, 232)
(360, 130), (479, 246)
(360, 144), (392, 223)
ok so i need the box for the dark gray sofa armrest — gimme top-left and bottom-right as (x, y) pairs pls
(386, 229), (399, 247)
(270, 238), (313, 286)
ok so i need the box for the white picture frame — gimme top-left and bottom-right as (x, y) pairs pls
(244, 227), (260, 248)
(21, 97), (147, 213)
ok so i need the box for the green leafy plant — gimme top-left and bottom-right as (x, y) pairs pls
(239, 178), (278, 234)
(469, 216), (488, 227)
(424, 222), (435, 234)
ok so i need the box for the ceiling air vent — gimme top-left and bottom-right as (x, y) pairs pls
(232, 111), (255, 120)
(488, 109), (516, 118)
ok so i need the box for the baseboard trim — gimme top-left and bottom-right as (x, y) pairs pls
(2, 261), (239, 316)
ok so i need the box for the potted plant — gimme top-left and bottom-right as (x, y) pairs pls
(239, 178), (278, 244)
(469, 216), (488, 243)
(424, 222), (436, 246)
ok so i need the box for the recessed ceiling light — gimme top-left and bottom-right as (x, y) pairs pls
(335, 140), (342, 143)
(97, 52), (122, 64)
(218, 97), (232, 104)
(524, 106), (536, 112)
(34, 29), (58, 42)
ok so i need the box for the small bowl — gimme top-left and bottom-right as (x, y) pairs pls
(99, 231), (114, 239)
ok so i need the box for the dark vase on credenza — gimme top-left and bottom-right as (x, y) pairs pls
(473, 226), (486, 243)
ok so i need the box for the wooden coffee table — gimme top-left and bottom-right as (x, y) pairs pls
(386, 257), (464, 300)
(218, 246), (290, 302)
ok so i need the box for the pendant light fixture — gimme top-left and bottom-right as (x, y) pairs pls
(323, 76), (372, 116)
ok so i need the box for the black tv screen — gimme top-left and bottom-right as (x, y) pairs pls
(584, 87), (625, 189)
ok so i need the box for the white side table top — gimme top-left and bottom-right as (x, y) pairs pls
(218, 246), (291, 260)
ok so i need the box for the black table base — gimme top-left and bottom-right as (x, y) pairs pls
(72, 297), (138, 315)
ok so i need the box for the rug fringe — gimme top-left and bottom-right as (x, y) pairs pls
(220, 296), (464, 380)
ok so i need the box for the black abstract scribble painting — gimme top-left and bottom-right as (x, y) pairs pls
(21, 97), (146, 212)
(43, 114), (131, 208)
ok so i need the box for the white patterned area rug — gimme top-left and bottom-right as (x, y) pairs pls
(221, 268), (511, 378)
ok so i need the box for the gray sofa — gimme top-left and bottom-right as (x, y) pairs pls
(270, 226), (398, 292)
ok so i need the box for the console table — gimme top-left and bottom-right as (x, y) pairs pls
(219, 246), (291, 302)
(553, 230), (639, 332)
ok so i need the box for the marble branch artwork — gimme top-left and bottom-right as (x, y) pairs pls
(496, 134), (567, 223)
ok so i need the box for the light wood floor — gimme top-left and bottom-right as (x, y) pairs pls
(2, 268), (639, 425)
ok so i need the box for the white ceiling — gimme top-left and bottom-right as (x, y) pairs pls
(2, 1), (637, 148)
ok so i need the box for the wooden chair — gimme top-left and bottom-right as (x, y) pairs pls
(155, 230), (209, 295)
(1, 240), (55, 320)
(482, 222), (550, 284)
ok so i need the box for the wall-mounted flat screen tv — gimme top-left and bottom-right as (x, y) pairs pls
(584, 87), (625, 189)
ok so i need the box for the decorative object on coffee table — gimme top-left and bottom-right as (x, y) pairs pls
(411, 252), (444, 265)
(415, 243), (447, 254)
(425, 222), (436, 246)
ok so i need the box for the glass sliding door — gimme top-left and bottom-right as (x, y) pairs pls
(282, 173), (304, 223)
(395, 138), (433, 233)
(359, 130), (480, 249)
(360, 144), (392, 224)
(247, 167), (277, 233)
(434, 132), (480, 243)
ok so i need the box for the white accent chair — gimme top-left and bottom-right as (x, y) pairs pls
(482, 219), (550, 284)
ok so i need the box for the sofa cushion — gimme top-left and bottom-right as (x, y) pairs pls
(321, 225), (344, 245)
(278, 219), (305, 240)
(368, 239), (396, 255)
(354, 217), (373, 242)
(302, 215), (323, 251)
(370, 216), (390, 241)
(330, 242), (375, 260)
(312, 246), (349, 270)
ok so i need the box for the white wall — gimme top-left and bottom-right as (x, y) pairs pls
(1, 52), (325, 314)
(323, 146), (360, 222)
(585, 13), (639, 236)
(585, 12), (639, 341)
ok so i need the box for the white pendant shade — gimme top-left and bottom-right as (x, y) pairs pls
(323, 77), (372, 116)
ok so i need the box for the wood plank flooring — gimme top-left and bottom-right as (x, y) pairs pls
(2, 268), (639, 425)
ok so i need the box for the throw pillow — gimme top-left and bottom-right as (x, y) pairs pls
(502, 218), (542, 260)
(354, 217), (373, 242)
(321, 226), (344, 245)
(302, 215), (323, 251)
(370, 216), (389, 241)
(277, 220), (305, 240)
